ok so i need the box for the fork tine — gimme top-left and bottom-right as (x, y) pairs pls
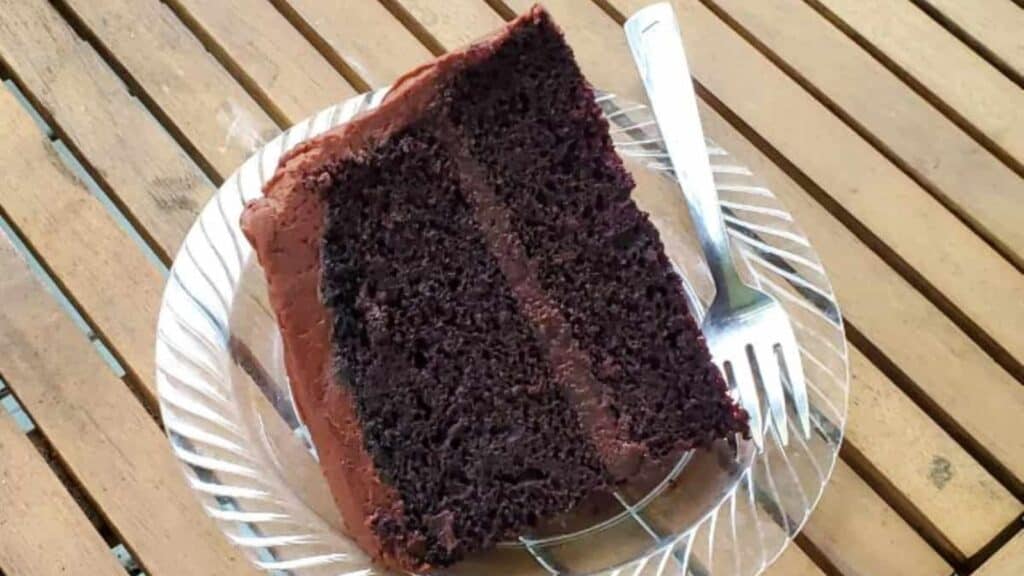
(779, 341), (811, 439)
(723, 357), (763, 451)
(753, 344), (787, 447)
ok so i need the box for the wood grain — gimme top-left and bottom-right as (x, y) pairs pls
(697, 97), (1024, 490)
(274, 0), (433, 88)
(0, 0), (212, 258)
(694, 96), (1024, 548)
(696, 93), (1024, 483)
(168, 0), (358, 124)
(609, 0), (1024, 372)
(58, 0), (280, 177)
(0, 88), (163, 402)
(914, 0), (1024, 85)
(0, 411), (125, 576)
(388, 0), (505, 50)
(804, 459), (952, 576)
(0, 234), (257, 575)
(845, 347), (1020, 556)
(815, 0), (1024, 170)
(678, 15), (1019, 558)
(709, 0), (1024, 270)
(975, 531), (1024, 576)
(763, 544), (826, 576)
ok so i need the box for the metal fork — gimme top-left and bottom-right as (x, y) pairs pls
(624, 3), (810, 449)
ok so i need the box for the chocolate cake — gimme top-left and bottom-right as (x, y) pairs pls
(242, 5), (747, 572)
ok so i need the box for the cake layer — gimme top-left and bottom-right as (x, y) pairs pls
(318, 119), (606, 567)
(446, 12), (746, 465)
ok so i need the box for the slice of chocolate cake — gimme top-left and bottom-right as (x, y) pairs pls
(242, 5), (747, 572)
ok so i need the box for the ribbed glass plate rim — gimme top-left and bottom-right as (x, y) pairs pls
(155, 87), (850, 576)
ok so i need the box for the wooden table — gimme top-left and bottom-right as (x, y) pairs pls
(0, 1), (1020, 574)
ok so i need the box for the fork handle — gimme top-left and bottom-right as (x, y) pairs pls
(624, 3), (746, 303)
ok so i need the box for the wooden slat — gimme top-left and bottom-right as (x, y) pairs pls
(815, 0), (1024, 170)
(691, 49), (1018, 562)
(0, 2), (338, 560)
(608, 0), (1024, 372)
(0, 0), (212, 257)
(0, 411), (125, 576)
(975, 532), (1024, 576)
(695, 97), (1024, 491)
(275, 0), (433, 87)
(59, 0), (280, 177)
(388, 0), (505, 49)
(804, 459), (952, 576)
(709, 0), (1024, 270)
(0, 88), (162, 401)
(845, 347), (1019, 555)
(167, 0), (358, 123)
(0, 234), (256, 574)
(914, 0), (1024, 85)
(0, 74), (329, 576)
(698, 65), (1024, 477)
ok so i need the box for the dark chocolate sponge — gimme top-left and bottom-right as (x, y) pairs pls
(244, 5), (747, 572)
(447, 14), (745, 460)
(319, 122), (605, 566)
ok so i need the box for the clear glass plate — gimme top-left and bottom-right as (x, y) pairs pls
(155, 89), (849, 576)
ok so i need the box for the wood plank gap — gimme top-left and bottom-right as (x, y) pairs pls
(0, 65), (179, 265)
(159, 0), (290, 128)
(0, 376), (34, 434)
(46, 0), (225, 185)
(266, 0), (371, 92)
(802, 0), (1024, 178)
(0, 213), (127, 380)
(110, 544), (144, 575)
(791, 533), (846, 576)
(838, 440), (967, 566)
(49, 138), (170, 274)
(482, 0), (518, 21)
(22, 427), (118, 547)
(0, 411), (126, 576)
(698, 0), (1023, 274)
(589, 0), (628, 21)
(155, 0), (357, 125)
(844, 319), (1023, 498)
(0, 218), (254, 574)
(908, 0), (1024, 89)
(378, 0), (446, 56)
(2, 79), (53, 138)
(0, 209), (157, 414)
(689, 75), (1024, 383)
(963, 516), (1024, 574)
(12, 405), (152, 576)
